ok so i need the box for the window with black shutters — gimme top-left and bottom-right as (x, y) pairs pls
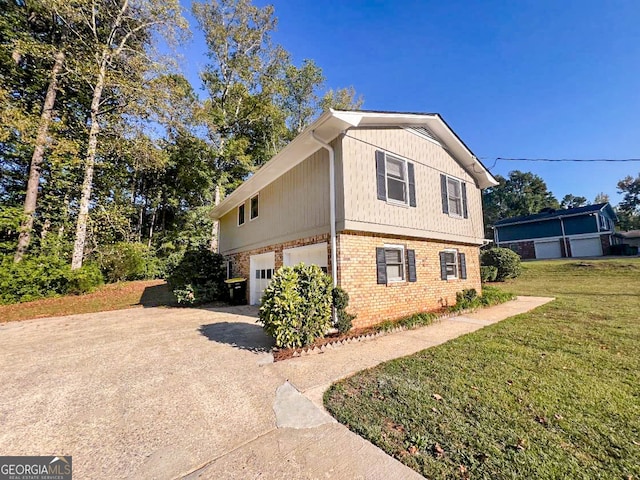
(376, 151), (416, 207)
(386, 156), (407, 204)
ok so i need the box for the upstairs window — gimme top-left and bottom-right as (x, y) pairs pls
(250, 194), (259, 220)
(375, 150), (416, 207)
(238, 203), (245, 226)
(599, 214), (608, 230)
(440, 174), (468, 218)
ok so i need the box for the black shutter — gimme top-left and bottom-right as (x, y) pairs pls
(407, 162), (416, 207)
(459, 253), (467, 279)
(461, 182), (468, 219)
(407, 249), (417, 282)
(439, 251), (447, 280)
(376, 151), (386, 201)
(376, 247), (387, 284)
(440, 174), (449, 214)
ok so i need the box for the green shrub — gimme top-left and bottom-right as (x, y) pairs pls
(450, 286), (515, 312)
(97, 242), (160, 283)
(0, 255), (103, 304)
(481, 247), (522, 281)
(479, 285), (516, 306)
(480, 265), (498, 282)
(258, 264), (333, 348)
(167, 246), (227, 305)
(332, 286), (356, 334)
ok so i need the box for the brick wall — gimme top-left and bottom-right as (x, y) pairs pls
(337, 231), (482, 329)
(600, 234), (611, 255)
(501, 241), (535, 259)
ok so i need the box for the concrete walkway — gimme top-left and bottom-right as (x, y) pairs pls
(0, 296), (553, 479)
(185, 295), (553, 480)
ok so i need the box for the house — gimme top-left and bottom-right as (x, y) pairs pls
(493, 203), (617, 259)
(210, 109), (498, 329)
(612, 230), (640, 251)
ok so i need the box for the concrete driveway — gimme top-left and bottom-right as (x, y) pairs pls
(0, 297), (552, 479)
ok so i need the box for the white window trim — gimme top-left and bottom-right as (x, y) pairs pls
(237, 202), (246, 226)
(445, 175), (463, 218)
(250, 193), (259, 221)
(385, 154), (410, 207)
(384, 243), (406, 283)
(443, 248), (459, 280)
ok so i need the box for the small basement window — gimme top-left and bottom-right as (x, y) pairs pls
(386, 155), (408, 204)
(384, 246), (405, 282)
(250, 194), (259, 220)
(238, 203), (245, 226)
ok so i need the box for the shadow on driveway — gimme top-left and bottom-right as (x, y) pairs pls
(199, 322), (274, 353)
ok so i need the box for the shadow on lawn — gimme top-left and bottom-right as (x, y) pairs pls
(198, 321), (274, 352)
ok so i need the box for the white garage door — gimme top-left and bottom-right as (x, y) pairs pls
(570, 237), (603, 257)
(283, 243), (328, 273)
(534, 240), (562, 259)
(249, 252), (275, 305)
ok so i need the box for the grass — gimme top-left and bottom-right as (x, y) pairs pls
(0, 279), (177, 322)
(324, 259), (640, 479)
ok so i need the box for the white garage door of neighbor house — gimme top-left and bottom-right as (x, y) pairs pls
(570, 237), (603, 257)
(250, 252), (275, 305)
(283, 243), (328, 272)
(534, 240), (562, 259)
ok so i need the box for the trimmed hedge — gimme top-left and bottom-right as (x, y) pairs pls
(167, 246), (227, 305)
(481, 247), (522, 281)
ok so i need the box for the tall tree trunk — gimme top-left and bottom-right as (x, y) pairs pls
(14, 51), (65, 263)
(71, 56), (107, 270)
(209, 184), (221, 252)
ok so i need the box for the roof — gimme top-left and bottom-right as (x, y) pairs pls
(495, 203), (615, 227)
(210, 109), (499, 220)
(614, 230), (640, 239)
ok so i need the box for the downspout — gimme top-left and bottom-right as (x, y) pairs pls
(311, 131), (337, 288)
(560, 218), (569, 257)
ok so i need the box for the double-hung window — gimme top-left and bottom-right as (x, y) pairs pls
(439, 249), (467, 280)
(446, 177), (463, 217)
(599, 215), (608, 230)
(384, 246), (405, 282)
(443, 250), (458, 279)
(376, 245), (417, 284)
(238, 203), (245, 226)
(385, 155), (408, 204)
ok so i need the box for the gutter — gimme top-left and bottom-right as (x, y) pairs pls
(310, 131), (338, 289)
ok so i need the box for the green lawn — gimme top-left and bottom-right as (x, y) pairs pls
(324, 259), (640, 479)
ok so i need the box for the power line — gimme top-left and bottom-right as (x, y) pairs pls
(482, 157), (640, 163)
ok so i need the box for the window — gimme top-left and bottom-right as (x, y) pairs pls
(226, 261), (232, 279)
(250, 194), (259, 220)
(446, 177), (463, 216)
(440, 174), (468, 218)
(599, 215), (608, 230)
(237, 203), (245, 226)
(384, 246), (405, 282)
(443, 250), (458, 279)
(439, 250), (467, 280)
(386, 155), (408, 204)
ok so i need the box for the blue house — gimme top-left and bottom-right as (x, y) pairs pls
(494, 203), (617, 259)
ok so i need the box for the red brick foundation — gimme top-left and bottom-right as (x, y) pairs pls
(501, 241), (535, 259)
(600, 234), (611, 255)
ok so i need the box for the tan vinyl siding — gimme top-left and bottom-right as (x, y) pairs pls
(341, 127), (485, 243)
(219, 148), (331, 254)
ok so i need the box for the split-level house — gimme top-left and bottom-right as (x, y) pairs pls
(494, 203), (617, 259)
(210, 110), (498, 329)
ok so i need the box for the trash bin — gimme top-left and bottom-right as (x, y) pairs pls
(224, 277), (247, 305)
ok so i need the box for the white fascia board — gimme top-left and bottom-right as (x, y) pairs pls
(211, 111), (361, 220)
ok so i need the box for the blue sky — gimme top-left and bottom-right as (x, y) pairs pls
(178, 0), (640, 205)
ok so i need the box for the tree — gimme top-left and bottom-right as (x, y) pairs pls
(594, 192), (610, 204)
(483, 170), (559, 238)
(616, 173), (640, 230)
(560, 194), (588, 209)
(48, 0), (188, 269)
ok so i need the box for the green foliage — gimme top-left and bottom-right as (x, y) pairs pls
(375, 312), (438, 333)
(0, 255), (103, 304)
(258, 264), (333, 348)
(0, 206), (23, 254)
(166, 246), (227, 305)
(96, 242), (160, 283)
(481, 247), (522, 281)
(616, 172), (640, 230)
(480, 265), (498, 282)
(332, 286), (356, 334)
(560, 194), (588, 209)
(450, 285), (515, 312)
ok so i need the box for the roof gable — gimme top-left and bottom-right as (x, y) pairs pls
(211, 109), (498, 219)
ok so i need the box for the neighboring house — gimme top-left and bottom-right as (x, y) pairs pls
(493, 203), (617, 259)
(613, 230), (640, 249)
(210, 109), (498, 329)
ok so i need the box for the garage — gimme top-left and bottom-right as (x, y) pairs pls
(534, 239), (562, 259)
(249, 252), (275, 305)
(570, 237), (603, 257)
(283, 243), (328, 273)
